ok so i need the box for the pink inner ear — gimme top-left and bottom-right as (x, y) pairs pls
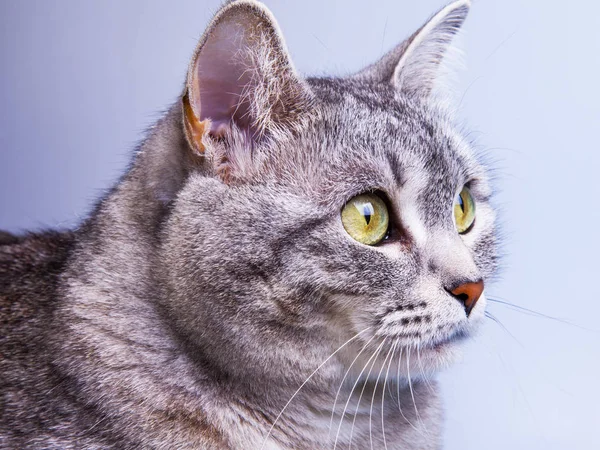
(193, 21), (253, 136)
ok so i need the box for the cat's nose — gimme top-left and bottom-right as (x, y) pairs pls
(446, 279), (484, 316)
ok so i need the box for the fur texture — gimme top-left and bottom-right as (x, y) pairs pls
(0, 1), (497, 448)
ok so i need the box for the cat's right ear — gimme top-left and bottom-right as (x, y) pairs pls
(182, 0), (312, 182)
(353, 0), (470, 98)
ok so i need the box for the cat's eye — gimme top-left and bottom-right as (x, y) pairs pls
(341, 194), (389, 245)
(454, 186), (476, 234)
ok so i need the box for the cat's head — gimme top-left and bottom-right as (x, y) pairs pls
(156, 0), (497, 384)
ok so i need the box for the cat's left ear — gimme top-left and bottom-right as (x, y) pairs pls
(354, 0), (470, 98)
(183, 0), (311, 179)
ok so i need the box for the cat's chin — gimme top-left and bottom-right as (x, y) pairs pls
(341, 335), (466, 383)
(413, 339), (465, 375)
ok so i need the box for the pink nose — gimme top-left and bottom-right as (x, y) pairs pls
(449, 280), (484, 316)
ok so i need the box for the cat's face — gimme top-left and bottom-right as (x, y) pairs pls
(159, 0), (496, 383)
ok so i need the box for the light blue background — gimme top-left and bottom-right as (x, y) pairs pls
(1, 1), (598, 448)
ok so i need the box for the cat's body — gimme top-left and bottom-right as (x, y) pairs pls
(0, 1), (497, 449)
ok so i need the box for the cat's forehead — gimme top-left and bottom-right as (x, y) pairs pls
(284, 78), (482, 206)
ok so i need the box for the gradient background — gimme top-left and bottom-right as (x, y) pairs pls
(1, 1), (598, 448)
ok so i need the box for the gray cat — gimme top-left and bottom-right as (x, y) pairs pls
(0, 0), (498, 448)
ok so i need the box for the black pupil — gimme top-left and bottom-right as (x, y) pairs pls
(458, 193), (465, 212)
(362, 203), (374, 226)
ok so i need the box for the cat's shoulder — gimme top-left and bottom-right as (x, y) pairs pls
(0, 229), (74, 271)
(0, 230), (74, 322)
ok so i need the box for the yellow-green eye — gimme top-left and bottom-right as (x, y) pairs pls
(341, 194), (389, 245)
(454, 186), (476, 234)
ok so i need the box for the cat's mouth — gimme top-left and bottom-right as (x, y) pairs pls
(401, 326), (474, 375)
(423, 326), (471, 350)
(340, 294), (486, 376)
(342, 325), (471, 381)
(371, 315), (474, 351)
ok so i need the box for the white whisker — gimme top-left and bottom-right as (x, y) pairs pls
(406, 347), (427, 434)
(333, 337), (385, 450)
(416, 345), (435, 394)
(396, 346), (420, 432)
(381, 340), (398, 450)
(328, 334), (377, 438)
(348, 338), (387, 449)
(370, 342), (395, 450)
(260, 327), (371, 450)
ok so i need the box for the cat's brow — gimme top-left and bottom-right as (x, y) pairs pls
(386, 153), (406, 187)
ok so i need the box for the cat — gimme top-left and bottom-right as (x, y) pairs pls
(0, 0), (498, 448)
